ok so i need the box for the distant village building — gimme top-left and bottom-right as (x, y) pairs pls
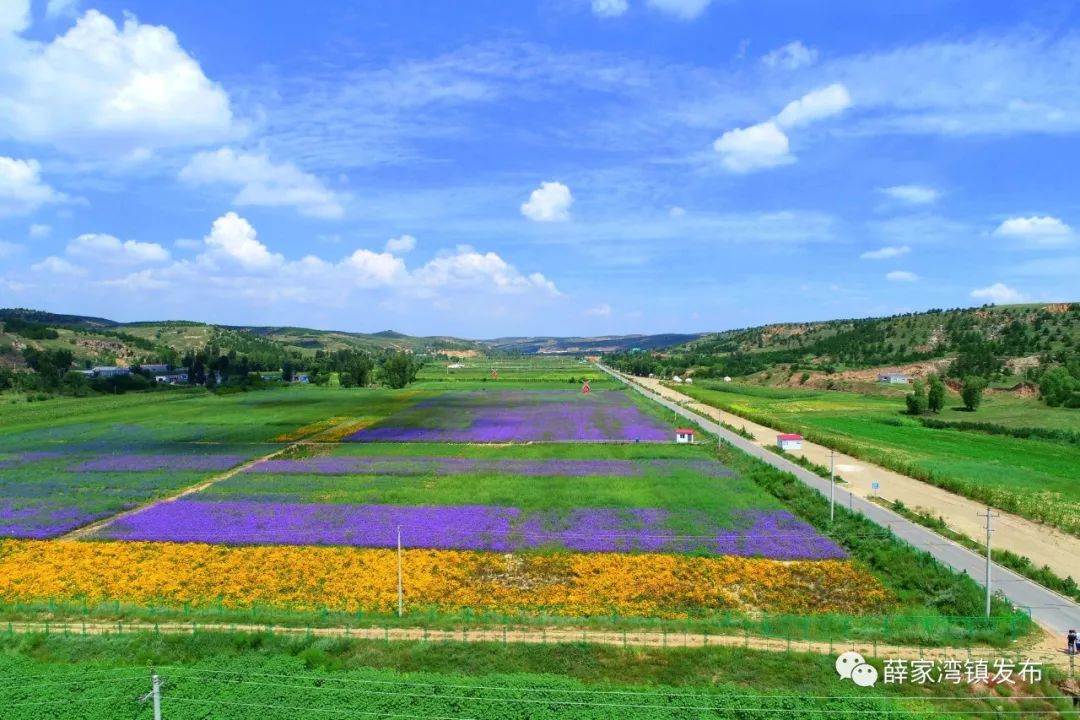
(723, 376), (732, 383)
(675, 428), (695, 444)
(91, 366), (131, 378)
(447, 363), (466, 369)
(671, 376), (683, 384)
(139, 364), (170, 374)
(877, 373), (910, 385)
(294, 373), (310, 383)
(684, 377), (693, 385)
(154, 372), (189, 384)
(777, 433), (803, 451)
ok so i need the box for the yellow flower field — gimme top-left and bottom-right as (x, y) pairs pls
(0, 540), (891, 618)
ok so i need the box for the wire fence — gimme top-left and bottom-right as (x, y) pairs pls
(0, 596), (1035, 650)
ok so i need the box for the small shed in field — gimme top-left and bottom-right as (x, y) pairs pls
(675, 428), (695, 444)
(877, 373), (910, 384)
(777, 433), (803, 451)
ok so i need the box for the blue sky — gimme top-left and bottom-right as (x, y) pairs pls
(0, 0), (1077, 337)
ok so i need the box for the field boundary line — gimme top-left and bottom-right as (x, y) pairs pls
(3, 620), (1073, 668)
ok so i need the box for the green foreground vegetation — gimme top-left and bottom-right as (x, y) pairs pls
(0, 633), (1074, 720)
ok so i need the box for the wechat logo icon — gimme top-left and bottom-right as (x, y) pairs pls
(836, 651), (878, 687)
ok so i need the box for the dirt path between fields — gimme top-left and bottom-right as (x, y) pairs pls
(6, 620), (1075, 669)
(634, 377), (1080, 581)
(61, 445), (297, 540)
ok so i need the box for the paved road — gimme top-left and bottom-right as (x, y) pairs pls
(600, 365), (1080, 640)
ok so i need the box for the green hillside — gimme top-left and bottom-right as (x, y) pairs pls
(608, 303), (1080, 381)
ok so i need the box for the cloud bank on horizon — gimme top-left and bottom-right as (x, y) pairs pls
(0, 0), (1076, 336)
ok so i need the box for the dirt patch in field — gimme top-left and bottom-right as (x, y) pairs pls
(443, 349), (481, 359)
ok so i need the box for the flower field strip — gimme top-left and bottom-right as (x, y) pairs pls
(69, 455), (248, 472)
(348, 389), (672, 443)
(91, 501), (845, 559)
(1, 448), (268, 539)
(0, 505), (105, 539)
(0, 540), (890, 616)
(245, 457), (734, 478)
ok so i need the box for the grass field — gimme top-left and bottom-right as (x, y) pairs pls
(679, 381), (1080, 535)
(7, 633), (1069, 720)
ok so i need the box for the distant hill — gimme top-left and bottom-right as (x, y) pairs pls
(606, 303), (1080, 380)
(487, 333), (703, 354)
(0, 309), (700, 369)
(0, 308), (119, 329)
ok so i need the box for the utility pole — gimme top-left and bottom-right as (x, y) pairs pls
(978, 507), (999, 617)
(397, 525), (404, 618)
(139, 670), (162, 720)
(829, 448), (836, 524)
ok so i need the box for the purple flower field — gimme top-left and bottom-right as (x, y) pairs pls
(0, 504), (102, 539)
(348, 390), (671, 443)
(94, 501), (845, 559)
(68, 455), (247, 473)
(246, 457), (733, 478)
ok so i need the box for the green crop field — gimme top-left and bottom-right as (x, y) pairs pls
(6, 633), (1067, 720)
(679, 381), (1080, 534)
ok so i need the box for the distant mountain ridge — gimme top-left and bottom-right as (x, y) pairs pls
(0, 309), (700, 365)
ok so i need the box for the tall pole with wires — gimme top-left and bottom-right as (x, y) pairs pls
(829, 448), (836, 524)
(397, 525), (404, 618)
(978, 507), (999, 617)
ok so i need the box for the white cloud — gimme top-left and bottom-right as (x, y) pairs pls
(384, 234), (417, 253)
(762, 41), (818, 71)
(645, 0), (712, 20)
(712, 121), (793, 173)
(200, 212), (283, 270)
(591, 0), (628, 18)
(861, 245), (911, 260)
(0, 157), (66, 217)
(774, 83), (853, 129)
(413, 246), (560, 296)
(991, 216), (1075, 247)
(0, 9), (238, 157)
(586, 303), (613, 316)
(712, 84), (851, 173)
(45, 0), (79, 19)
(66, 233), (170, 265)
(342, 249), (407, 287)
(179, 148), (344, 219)
(28, 223), (51, 239)
(668, 206), (686, 217)
(885, 270), (918, 282)
(31, 256), (84, 276)
(99, 269), (167, 291)
(0, 241), (23, 259)
(970, 282), (1027, 304)
(521, 181), (573, 222)
(881, 185), (939, 205)
(0, 0), (29, 33)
